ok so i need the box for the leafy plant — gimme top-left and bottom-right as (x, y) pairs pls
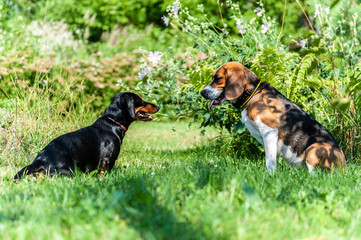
(135, 0), (361, 160)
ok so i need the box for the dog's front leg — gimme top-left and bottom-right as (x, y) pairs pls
(261, 129), (279, 172)
(99, 158), (109, 178)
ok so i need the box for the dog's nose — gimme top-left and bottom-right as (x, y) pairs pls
(200, 89), (207, 98)
(155, 106), (160, 112)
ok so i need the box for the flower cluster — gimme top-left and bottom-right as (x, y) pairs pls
(138, 50), (164, 92)
(314, 4), (330, 18)
(138, 66), (152, 80)
(161, 16), (169, 26)
(254, 7), (262, 17)
(235, 17), (246, 34)
(232, 3), (272, 36)
(148, 51), (162, 65)
(172, 1), (180, 18)
(261, 23), (269, 34)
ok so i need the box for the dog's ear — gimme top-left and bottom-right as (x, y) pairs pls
(103, 93), (135, 119)
(103, 94), (122, 118)
(224, 67), (247, 101)
(244, 67), (260, 85)
(126, 97), (136, 119)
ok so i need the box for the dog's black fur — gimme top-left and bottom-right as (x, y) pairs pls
(14, 92), (159, 180)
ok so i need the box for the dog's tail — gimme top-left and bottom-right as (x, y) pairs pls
(14, 161), (44, 180)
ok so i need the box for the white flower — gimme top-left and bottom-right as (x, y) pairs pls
(139, 71), (146, 80)
(172, 1), (180, 18)
(235, 17), (246, 34)
(147, 80), (151, 91)
(162, 16), (169, 26)
(239, 26), (246, 34)
(300, 40), (306, 48)
(254, 8), (262, 17)
(261, 23), (269, 34)
(314, 5), (320, 18)
(139, 67), (152, 80)
(325, 7), (330, 15)
(148, 51), (162, 65)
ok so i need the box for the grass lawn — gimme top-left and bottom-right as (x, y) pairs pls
(1, 120), (361, 240)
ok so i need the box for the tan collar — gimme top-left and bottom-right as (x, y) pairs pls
(107, 117), (127, 131)
(232, 81), (262, 109)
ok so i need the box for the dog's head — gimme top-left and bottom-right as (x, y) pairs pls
(103, 92), (159, 122)
(200, 62), (260, 109)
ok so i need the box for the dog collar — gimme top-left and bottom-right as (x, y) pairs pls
(107, 117), (127, 131)
(232, 81), (262, 109)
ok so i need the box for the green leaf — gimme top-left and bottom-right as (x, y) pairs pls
(242, 182), (262, 209)
(203, 113), (211, 123)
(232, 121), (246, 135)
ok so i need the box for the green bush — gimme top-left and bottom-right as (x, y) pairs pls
(1, 0), (360, 159)
(137, 0), (361, 160)
(1, 0), (325, 43)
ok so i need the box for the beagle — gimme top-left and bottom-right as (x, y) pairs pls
(201, 62), (346, 172)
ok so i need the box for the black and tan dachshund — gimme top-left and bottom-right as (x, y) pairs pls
(14, 92), (159, 180)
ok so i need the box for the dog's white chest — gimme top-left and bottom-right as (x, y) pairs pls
(241, 110), (303, 167)
(241, 110), (268, 145)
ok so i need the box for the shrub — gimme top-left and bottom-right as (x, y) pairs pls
(137, 0), (361, 160)
(1, 0), (319, 43)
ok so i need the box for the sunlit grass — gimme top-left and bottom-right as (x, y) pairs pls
(1, 112), (361, 239)
(1, 77), (360, 239)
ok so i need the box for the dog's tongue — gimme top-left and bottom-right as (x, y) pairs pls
(208, 100), (215, 110)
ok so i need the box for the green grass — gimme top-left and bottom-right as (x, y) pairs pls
(1, 119), (361, 240)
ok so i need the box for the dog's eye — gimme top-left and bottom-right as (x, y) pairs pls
(213, 76), (222, 82)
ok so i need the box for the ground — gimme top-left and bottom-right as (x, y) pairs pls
(1, 120), (361, 240)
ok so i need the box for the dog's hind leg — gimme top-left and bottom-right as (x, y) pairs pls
(304, 142), (347, 171)
(99, 158), (111, 178)
(14, 161), (45, 180)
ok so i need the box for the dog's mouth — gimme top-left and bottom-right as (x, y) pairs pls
(135, 111), (153, 121)
(208, 92), (226, 110)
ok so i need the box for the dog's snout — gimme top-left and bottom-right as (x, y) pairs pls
(200, 89), (208, 98)
(155, 105), (160, 112)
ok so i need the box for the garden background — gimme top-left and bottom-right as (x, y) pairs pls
(1, 0), (361, 239)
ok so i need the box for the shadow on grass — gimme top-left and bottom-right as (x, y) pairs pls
(107, 147), (259, 239)
(6, 140), (255, 240)
(102, 173), (211, 240)
(104, 143), (241, 239)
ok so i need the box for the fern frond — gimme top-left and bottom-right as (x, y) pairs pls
(188, 65), (215, 92)
(288, 53), (318, 99)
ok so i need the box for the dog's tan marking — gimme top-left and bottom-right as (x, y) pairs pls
(210, 66), (226, 90)
(99, 161), (106, 178)
(135, 104), (158, 114)
(304, 142), (346, 170)
(246, 92), (284, 129)
(34, 171), (44, 180)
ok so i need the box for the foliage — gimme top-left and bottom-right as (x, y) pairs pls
(1, 0), (328, 43)
(1, 0), (360, 158)
(137, 0), (361, 159)
(0, 51), (143, 110)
